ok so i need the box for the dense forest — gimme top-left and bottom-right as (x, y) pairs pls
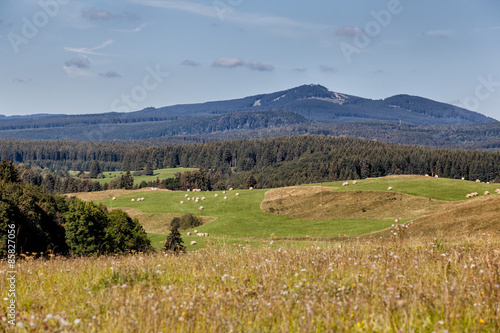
(1, 136), (499, 193)
(0, 160), (151, 255)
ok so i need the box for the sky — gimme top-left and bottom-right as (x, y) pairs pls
(1, 0), (499, 120)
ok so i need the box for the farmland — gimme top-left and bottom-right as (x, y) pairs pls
(2, 175), (499, 332)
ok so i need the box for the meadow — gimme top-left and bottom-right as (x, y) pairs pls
(2, 175), (499, 332)
(70, 168), (197, 186)
(1, 236), (498, 332)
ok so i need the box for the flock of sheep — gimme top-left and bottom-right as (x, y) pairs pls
(179, 188), (240, 211)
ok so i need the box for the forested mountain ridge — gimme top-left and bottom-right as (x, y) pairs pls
(0, 85), (496, 141)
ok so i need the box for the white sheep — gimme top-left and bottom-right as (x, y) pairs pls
(476, 179), (481, 183)
(185, 194), (189, 198)
(249, 187), (253, 190)
(387, 187), (392, 191)
(199, 206), (204, 210)
(224, 196), (227, 200)
(187, 232), (192, 236)
(425, 174), (429, 177)
(141, 197), (144, 201)
(229, 188), (233, 191)
(194, 229), (198, 233)
(190, 241), (197, 245)
(461, 177), (465, 180)
(214, 194), (218, 197)
(466, 194), (471, 198)
(353, 181), (357, 185)
(201, 197), (205, 200)
(187, 189), (191, 192)
(495, 189), (500, 194)
(235, 193), (239, 197)
(484, 191), (490, 196)
(187, 198), (191, 201)
(112, 197), (116, 200)
(131, 198), (135, 202)
(223, 191), (226, 194)
(180, 201), (184, 204)
(204, 233), (209, 237)
(435, 175), (439, 178)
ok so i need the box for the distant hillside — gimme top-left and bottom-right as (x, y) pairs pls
(0, 84), (496, 142)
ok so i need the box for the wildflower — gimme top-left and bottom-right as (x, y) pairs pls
(479, 319), (485, 324)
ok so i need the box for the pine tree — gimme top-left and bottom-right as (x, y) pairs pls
(89, 161), (101, 179)
(162, 218), (185, 254)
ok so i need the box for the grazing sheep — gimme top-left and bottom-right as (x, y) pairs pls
(214, 194), (218, 197)
(466, 194), (470, 198)
(435, 175), (439, 178)
(112, 197), (116, 200)
(229, 188), (233, 191)
(180, 201), (184, 204)
(185, 194), (189, 198)
(199, 206), (204, 210)
(204, 233), (209, 237)
(187, 232), (192, 236)
(190, 241), (197, 245)
(194, 230), (197, 233)
(249, 187), (253, 190)
(235, 193), (239, 197)
(495, 189), (500, 194)
(342, 182), (349, 186)
(461, 177), (465, 180)
(394, 219), (399, 223)
(201, 197), (205, 200)
(197, 233), (204, 237)
(223, 191), (226, 194)
(484, 191), (490, 196)
(131, 199), (135, 202)
(224, 196), (227, 200)
(137, 198), (141, 201)
(425, 174), (429, 177)
(187, 197), (191, 201)
(187, 189), (191, 192)
(353, 181), (357, 185)
(476, 179), (481, 183)
(387, 187), (392, 191)
(141, 197), (144, 201)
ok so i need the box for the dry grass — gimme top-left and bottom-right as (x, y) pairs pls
(2, 237), (499, 332)
(262, 187), (453, 220)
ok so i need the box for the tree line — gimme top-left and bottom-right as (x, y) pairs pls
(0, 159), (151, 256)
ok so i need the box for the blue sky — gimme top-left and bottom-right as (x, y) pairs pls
(1, 0), (499, 120)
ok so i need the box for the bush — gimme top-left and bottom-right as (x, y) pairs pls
(106, 210), (152, 253)
(176, 213), (202, 230)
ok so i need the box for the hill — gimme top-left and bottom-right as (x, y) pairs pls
(0, 85), (497, 142)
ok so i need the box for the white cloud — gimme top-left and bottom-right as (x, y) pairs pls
(63, 65), (94, 78)
(247, 61), (274, 72)
(213, 57), (245, 68)
(65, 57), (90, 68)
(64, 40), (115, 56)
(128, 0), (329, 31)
(114, 23), (148, 33)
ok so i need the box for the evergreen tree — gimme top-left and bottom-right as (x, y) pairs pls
(89, 161), (101, 179)
(162, 219), (185, 254)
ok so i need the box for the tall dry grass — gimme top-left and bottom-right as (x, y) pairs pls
(1, 235), (499, 332)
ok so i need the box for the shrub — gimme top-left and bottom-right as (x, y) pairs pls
(106, 210), (152, 253)
(176, 213), (202, 230)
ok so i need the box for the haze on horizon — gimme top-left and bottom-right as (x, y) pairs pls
(1, 0), (499, 120)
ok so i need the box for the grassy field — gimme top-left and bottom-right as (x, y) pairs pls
(3, 175), (500, 332)
(70, 168), (197, 185)
(2, 237), (498, 332)
(94, 188), (397, 251)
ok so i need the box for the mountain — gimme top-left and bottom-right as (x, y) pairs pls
(0, 84), (497, 142)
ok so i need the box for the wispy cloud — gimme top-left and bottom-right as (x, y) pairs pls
(65, 57), (90, 69)
(213, 57), (245, 68)
(181, 59), (201, 67)
(64, 40), (115, 56)
(319, 65), (337, 73)
(247, 61), (274, 72)
(128, 0), (328, 31)
(82, 8), (121, 20)
(424, 30), (454, 37)
(335, 26), (363, 37)
(63, 66), (94, 78)
(114, 23), (148, 33)
(99, 71), (122, 78)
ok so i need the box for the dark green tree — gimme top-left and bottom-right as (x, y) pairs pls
(120, 171), (134, 190)
(106, 210), (152, 253)
(162, 219), (185, 254)
(89, 161), (101, 179)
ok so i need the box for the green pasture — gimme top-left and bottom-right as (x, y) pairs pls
(72, 168), (197, 185)
(307, 176), (499, 201)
